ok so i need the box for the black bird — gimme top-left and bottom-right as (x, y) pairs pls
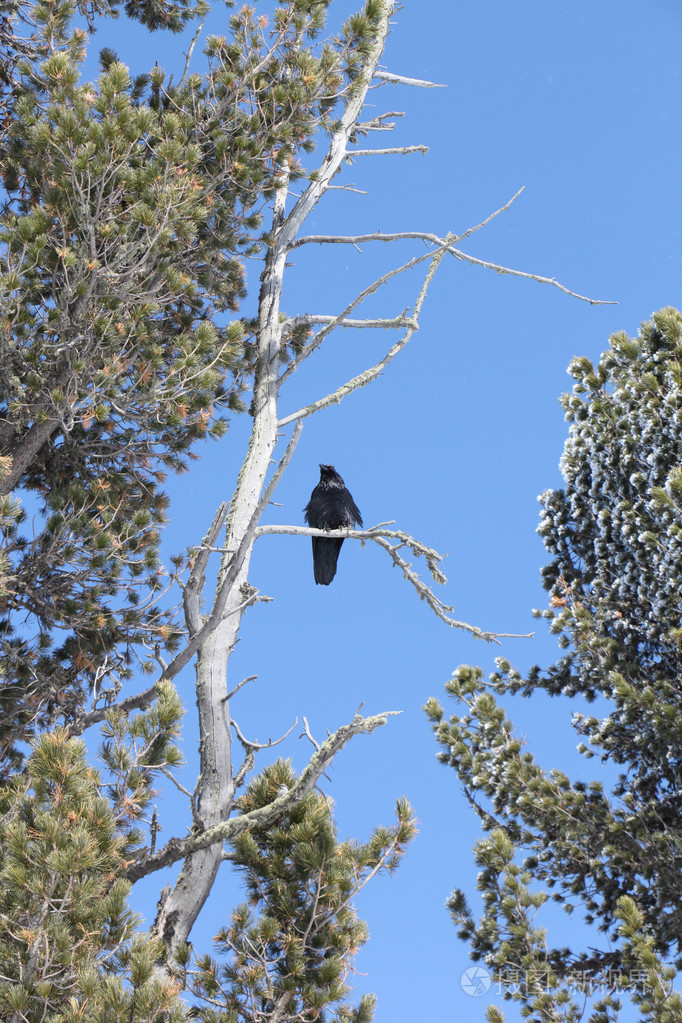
(304, 464), (363, 585)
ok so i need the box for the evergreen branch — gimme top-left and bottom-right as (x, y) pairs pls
(461, 784), (509, 832)
(301, 873), (325, 950)
(317, 827), (409, 933)
(125, 710), (400, 882)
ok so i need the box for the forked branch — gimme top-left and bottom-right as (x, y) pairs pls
(278, 238), (451, 427)
(292, 227), (615, 307)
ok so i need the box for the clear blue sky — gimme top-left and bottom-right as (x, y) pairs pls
(80, 1), (681, 1018)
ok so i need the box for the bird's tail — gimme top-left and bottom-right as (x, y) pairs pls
(312, 537), (344, 585)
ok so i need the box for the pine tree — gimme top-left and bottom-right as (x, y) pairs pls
(1, 1), (606, 1018)
(0, 729), (185, 1022)
(427, 308), (682, 1019)
(0, 0), (352, 762)
(187, 761), (414, 1023)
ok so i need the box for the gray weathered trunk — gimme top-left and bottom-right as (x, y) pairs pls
(151, 0), (405, 965)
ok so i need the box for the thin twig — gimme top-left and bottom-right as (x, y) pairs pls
(446, 246), (618, 305)
(226, 675), (258, 702)
(455, 187), (525, 243)
(159, 766), (194, 801)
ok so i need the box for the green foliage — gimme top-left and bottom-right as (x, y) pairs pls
(428, 309), (682, 1015)
(615, 897), (682, 1023)
(0, 730), (186, 1021)
(0, 0), (362, 768)
(98, 678), (185, 848)
(186, 760), (415, 1022)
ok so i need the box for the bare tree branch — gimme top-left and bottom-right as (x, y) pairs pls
(279, 250), (431, 386)
(226, 675), (258, 703)
(277, 238), (451, 427)
(179, 15), (206, 86)
(348, 145), (428, 156)
(354, 110), (405, 134)
(301, 717), (321, 752)
(291, 226), (615, 305)
(231, 716), (299, 754)
(446, 247), (617, 305)
(284, 314), (413, 330)
(374, 69), (445, 88)
(159, 767), (195, 803)
(184, 502), (230, 634)
(291, 229), (451, 249)
(455, 187), (525, 242)
(73, 683), (159, 734)
(149, 421), (303, 689)
(253, 524), (532, 643)
(326, 185), (368, 194)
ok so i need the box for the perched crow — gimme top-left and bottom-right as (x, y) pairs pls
(304, 464), (363, 585)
